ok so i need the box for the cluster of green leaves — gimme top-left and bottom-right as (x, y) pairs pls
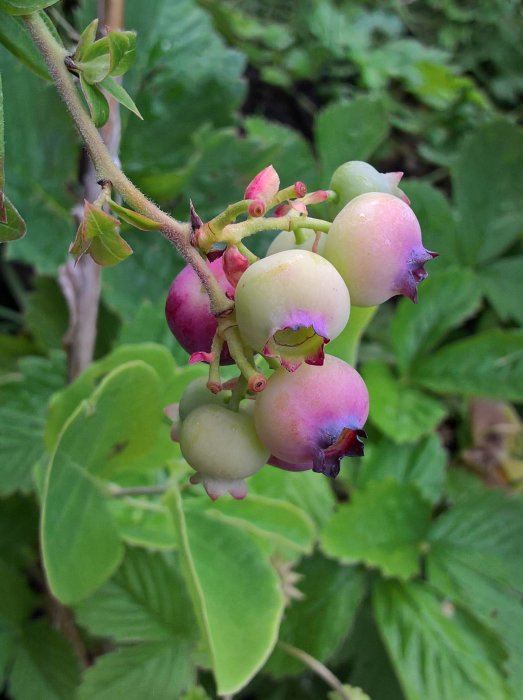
(201, 0), (506, 166)
(0, 1), (523, 699)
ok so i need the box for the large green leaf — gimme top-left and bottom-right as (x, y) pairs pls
(315, 97), (389, 182)
(168, 486), (284, 695)
(75, 548), (197, 643)
(42, 361), (167, 603)
(77, 642), (195, 700)
(248, 466), (336, 529)
(391, 268), (483, 374)
(266, 554), (366, 677)
(0, 50), (77, 273)
(0, 0), (59, 14)
(479, 256), (523, 325)
(0, 352), (66, 495)
(373, 580), (513, 700)
(8, 620), (80, 700)
(413, 329), (523, 401)
(356, 435), (447, 505)
(362, 360), (447, 443)
(452, 121), (523, 265)
(45, 342), (204, 451)
(427, 490), (523, 694)
(190, 494), (316, 554)
(401, 180), (459, 265)
(322, 480), (431, 579)
(0, 14), (48, 79)
(114, 0), (246, 173)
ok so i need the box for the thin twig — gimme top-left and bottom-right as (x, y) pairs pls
(278, 641), (351, 700)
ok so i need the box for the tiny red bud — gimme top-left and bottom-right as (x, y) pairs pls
(294, 181), (307, 198)
(245, 165), (280, 204)
(248, 199), (266, 217)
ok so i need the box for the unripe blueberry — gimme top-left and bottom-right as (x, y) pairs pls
(254, 355), (368, 478)
(179, 377), (229, 421)
(266, 229), (326, 256)
(235, 250), (351, 371)
(180, 404), (269, 499)
(323, 192), (436, 307)
(330, 161), (409, 214)
(165, 256), (234, 364)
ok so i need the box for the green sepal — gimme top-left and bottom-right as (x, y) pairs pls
(0, 195), (26, 241)
(70, 201), (132, 267)
(77, 36), (111, 84)
(0, 0), (59, 15)
(107, 30), (137, 76)
(80, 74), (109, 127)
(99, 76), (142, 120)
(108, 199), (161, 231)
(74, 18), (98, 62)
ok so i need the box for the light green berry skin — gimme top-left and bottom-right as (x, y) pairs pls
(235, 249), (350, 356)
(179, 377), (228, 421)
(330, 161), (406, 215)
(180, 404), (269, 481)
(266, 229), (327, 256)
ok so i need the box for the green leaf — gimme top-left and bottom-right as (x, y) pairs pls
(108, 199), (161, 230)
(0, 193), (26, 241)
(0, 352), (66, 495)
(9, 620), (80, 700)
(427, 490), (523, 693)
(322, 480), (431, 579)
(0, 495), (39, 568)
(413, 330), (523, 401)
(315, 98), (389, 184)
(357, 435), (447, 505)
(0, 559), (36, 630)
(78, 36), (111, 84)
(329, 687), (370, 700)
(362, 361), (447, 443)
(80, 74), (109, 127)
(193, 494), (316, 554)
(75, 548), (198, 643)
(108, 498), (178, 550)
(249, 466), (336, 529)
(1, 50), (77, 273)
(107, 30), (137, 76)
(168, 486), (284, 695)
(71, 200), (132, 267)
(24, 276), (68, 352)
(391, 268), (483, 374)
(266, 554), (366, 677)
(401, 180), (459, 265)
(74, 19), (98, 62)
(452, 121), (523, 265)
(42, 361), (167, 603)
(77, 642), (195, 700)
(45, 343), (201, 450)
(0, 0), (59, 14)
(99, 76), (142, 119)
(373, 580), (512, 700)
(347, 602), (408, 700)
(119, 0), (246, 174)
(479, 256), (523, 325)
(0, 15), (49, 79)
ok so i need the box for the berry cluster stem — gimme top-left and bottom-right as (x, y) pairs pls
(23, 12), (232, 317)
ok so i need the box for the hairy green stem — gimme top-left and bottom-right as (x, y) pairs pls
(278, 642), (351, 700)
(23, 12), (232, 316)
(204, 214), (331, 249)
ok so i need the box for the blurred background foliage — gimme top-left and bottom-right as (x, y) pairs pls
(0, 1), (522, 699)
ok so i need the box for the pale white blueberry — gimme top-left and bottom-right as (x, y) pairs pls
(323, 192), (437, 307)
(235, 249), (351, 371)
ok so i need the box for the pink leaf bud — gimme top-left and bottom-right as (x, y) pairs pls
(301, 190), (329, 205)
(244, 165), (280, 206)
(294, 181), (307, 198)
(223, 246), (250, 287)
